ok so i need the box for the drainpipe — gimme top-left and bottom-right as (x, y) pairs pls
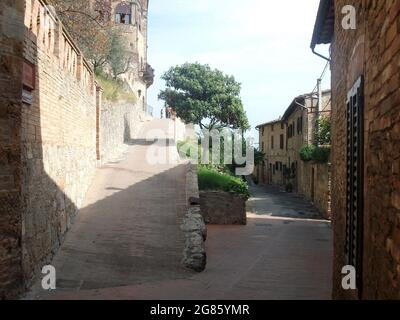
(316, 78), (322, 146)
(311, 45), (331, 62)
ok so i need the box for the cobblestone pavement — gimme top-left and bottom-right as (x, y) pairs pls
(27, 174), (332, 300)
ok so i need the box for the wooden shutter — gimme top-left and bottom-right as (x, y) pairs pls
(345, 76), (364, 295)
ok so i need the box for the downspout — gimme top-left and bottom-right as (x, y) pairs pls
(311, 45), (331, 62)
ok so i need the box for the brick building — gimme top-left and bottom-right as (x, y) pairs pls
(311, 0), (400, 299)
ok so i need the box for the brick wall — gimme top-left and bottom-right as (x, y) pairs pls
(20, 0), (98, 288)
(0, 0), (152, 298)
(0, 0), (25, 299)
(331, 0), (400, 299)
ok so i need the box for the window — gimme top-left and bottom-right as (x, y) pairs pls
(288, 124), (294, 138)
(275, 162), (279, 171)
(262, 127), (265, 137)
(346, 76), (364, 296)
(271, 136), (274, 149)
(281, 123), (284, 130)
(298, 116), (303, 134)
(271, 124), (274, 132)
(280, 134), (284, 149)
(115, 2), (132, 25)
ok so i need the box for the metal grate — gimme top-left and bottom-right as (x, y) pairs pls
(345, 76), (364, 296)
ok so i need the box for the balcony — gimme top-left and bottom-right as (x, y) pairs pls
(140, 63), (154, 88)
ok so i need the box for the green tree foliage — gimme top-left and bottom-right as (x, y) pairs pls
(254, 148), (265, 166)
(107, 30), (132, 79)
(299, 144), (331, 163)
(299, 144), (315, 162)
(159, 63), (250, 131)
(47, 0), (112, 73)
(315, 117), (331, 146)
(48, 0), (132, 78)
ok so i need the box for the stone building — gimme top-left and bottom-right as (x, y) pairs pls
(92, 0), (154, 114)
(311, 0), (400, 299)
(0, 0), (153, 299)
(256, 120), (287, 185)
(282, 90), (331, 193)
(255, 91), (332, 218)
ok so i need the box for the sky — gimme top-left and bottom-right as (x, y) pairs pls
(147, 0), (331, 141)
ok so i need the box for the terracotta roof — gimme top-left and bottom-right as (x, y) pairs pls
(310, 0), (334, 49)
(256, 119), (283, 129)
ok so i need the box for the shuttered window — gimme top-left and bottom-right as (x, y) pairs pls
(346, 76), (364, 295)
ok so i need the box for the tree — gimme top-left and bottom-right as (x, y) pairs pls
(315, 117), (331, 146)
(107, 30), (132, 79)
(47, 0), (112, 73)
(158, 63), (250, 131)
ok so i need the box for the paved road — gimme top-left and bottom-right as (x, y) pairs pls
(27, 119), (193, 298)
(27, 148), (332, 300)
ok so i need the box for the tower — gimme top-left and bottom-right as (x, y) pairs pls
(94, 0), (154, 113)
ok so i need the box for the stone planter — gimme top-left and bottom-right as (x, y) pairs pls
(200, 191), (247, 225)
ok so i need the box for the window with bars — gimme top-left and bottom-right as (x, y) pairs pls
(346, 76), (364, 296)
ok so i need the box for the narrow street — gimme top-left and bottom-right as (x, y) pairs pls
(27, 152), (332, 300)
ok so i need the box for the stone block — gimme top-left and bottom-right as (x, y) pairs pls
(200, 191), (247, 225)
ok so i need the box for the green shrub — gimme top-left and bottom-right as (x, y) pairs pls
(177, 140), (198, 159)
(312, 146), (331, 163)
(299, 144), (315, 162)
(198, 166), (250, 199)
(300, 144), (331, 163)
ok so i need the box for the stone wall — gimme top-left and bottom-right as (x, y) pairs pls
(99, 99), (149, 164)
(331, 0), (400, 299)
(200, 191), (247, 225)
(20, 0), (98, 288)
(181, 164), (206, 272)
(298, 161), (331, 219)
(0, 0), (152, 298)
(0, 0), (25, 299)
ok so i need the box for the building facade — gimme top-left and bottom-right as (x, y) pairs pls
(256, 120), (287, 185)
(92, 0), (154, 113)
(312, 0), (400, 299)
(256, 91), (332, 218)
